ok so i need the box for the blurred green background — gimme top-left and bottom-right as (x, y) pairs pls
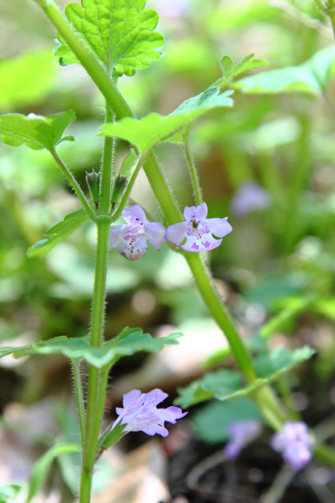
(1, 0), (335, 498)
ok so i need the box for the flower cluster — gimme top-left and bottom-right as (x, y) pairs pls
(224, 421), (262, 460)
(109, 203), (232, 260)
(271, 422), (314, 472)
(112, 388), (187, 437)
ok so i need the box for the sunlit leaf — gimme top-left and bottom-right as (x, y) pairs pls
(192, 398), (263, 444)
(236, 46), (335, 94)
(175, 347), (314, 408)
(26, 443), (80, 503)
(27, 208), (89, 258)
(55, 0), (164, 77)
(99, 88), (233, 151)
(0, 48), (58, 112)
(0, 111), (75, 151)
(0, 329), (182, 368)
(218, 53), (268, 87)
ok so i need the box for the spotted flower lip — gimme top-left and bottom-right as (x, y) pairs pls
(164, 202), (232, 252)
(224, 421), (262, 460)
(271, 422), (314, 472)
(112, 389), (188, 437)
(108, 204), (166, 260)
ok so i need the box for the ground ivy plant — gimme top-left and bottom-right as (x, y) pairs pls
(1, 0), (335, 501)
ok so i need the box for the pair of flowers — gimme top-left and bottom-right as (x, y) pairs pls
(108, 202), (233, 260)
(224, 420), (314, 472)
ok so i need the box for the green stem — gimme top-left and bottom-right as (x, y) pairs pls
(111, 154), (146, 220)
(71, 359), (86, 445)
(99, 102), (115, 215)
(184, 124), (203, 206)
(80, 220), (110, 503)
(51, 149), (95, 220)
(186, 252), (257, 383)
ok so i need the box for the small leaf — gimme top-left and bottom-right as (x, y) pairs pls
(26, 443), (80, 503)
(27, 208), (89, 258)
(0, 110), (76, 152)
(255, 346), (315, 378)
(236, 46), (335, 94)
(0, 329), (182, 368)
(99, 88), (233, 152)
(218, 53), (268, 87)
(0, 484), (25, 503)
(55, 0), (164, 77)
(175, 369), (242, 408)
(192, 398), (262, 444)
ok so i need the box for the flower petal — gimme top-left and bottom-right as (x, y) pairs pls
(142, 424), (169, 437)
(123, 389), (143, 408)
(181, 233), (222, 252)
(144, 222), (166, 249)
(165, 221), (188, 245)
(122, 204), (146, 224)
(143, 389), (168, 407)
(108, 224), (125, 248)
(205, 217), (233, 238)
(118, 236), (147, 261)
(194, 202), (208, 220)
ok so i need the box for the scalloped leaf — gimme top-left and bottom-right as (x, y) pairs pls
(0, 110), (75, 152)
(99, 87), (233, 151)
(175, 346), (315, 408)
(0, 329), (182, 368)
(27, 208), (89, 258)
(235, 46), (335, 94)
(218, 53), (268, 87)
(55, 0), (164, 77)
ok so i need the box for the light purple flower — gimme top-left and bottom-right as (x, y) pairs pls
(165, 202), (232, 252)
(231, 181), (272, 217)
(112, 389), (188, 437)
(109, 204), (165, 260)
(271, 422), (314, 472)
(224, 421), (262, 460)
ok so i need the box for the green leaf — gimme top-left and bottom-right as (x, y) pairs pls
(55, 0), (164, 77)
(99, 88), (233, 152)
(0, 329), (182, 368)
(25, 443), (80, 503)
(27, 208), (89, 258)
(219, 53), (268, 86)
(175, 347), (314, 408)
(175, 369), (242, 409)
(235, 46), (335, 94)
(0, 48), (58, 112)
(192, 398), (262, 444)
(0, 110), (76, 151)
(0, 484), (25, 503)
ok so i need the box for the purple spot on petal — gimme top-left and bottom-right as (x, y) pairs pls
(191, 243), (199, 250)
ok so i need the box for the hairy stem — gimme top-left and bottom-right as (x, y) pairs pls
(99, 102), (115, 215)
(51, 149), (95, 220)
(80, 220), (110, 502)
(184, 124), (203, 206)
(71, 359), (86, 445)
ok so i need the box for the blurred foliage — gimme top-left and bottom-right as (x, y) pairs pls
(2, 0), (335, 497)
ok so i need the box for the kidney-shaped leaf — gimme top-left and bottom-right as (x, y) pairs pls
(236, 46), (335, 94)
(27, 208), (89, 258)
(99, 87), (233, 151)
(0, 329), (182, 368)
(55, 0), (164, 77)
(0, 110), (75, 151)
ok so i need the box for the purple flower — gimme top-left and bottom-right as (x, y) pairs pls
(224, 421), (262, 460)
(112, 389), (187, 437)
(231, 181), (272, 217)
(109, 204), (165, 260)
(271, 422), (314, 472)
(165, 202), (232, 252)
